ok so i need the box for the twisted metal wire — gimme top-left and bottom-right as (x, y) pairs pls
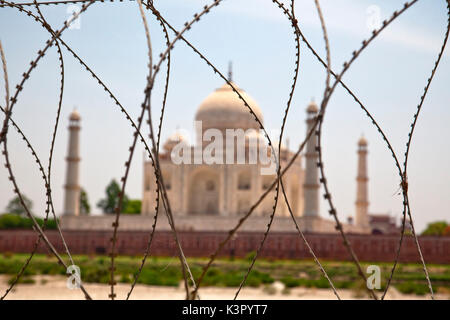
(0, 0), (447, 300)
(0, 1), (96, 299)
(0, 0), (68, 299)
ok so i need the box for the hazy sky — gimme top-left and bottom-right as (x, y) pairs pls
(0, 0), (449, 232)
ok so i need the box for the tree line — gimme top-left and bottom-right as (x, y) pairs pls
(2, 180), (449, 235)
(0, 179), (141, 229)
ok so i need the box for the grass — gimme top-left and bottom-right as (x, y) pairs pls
(7, 275), (35, 285)
(0, 253), (448, 296)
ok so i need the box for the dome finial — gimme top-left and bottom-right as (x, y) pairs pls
(307, 98), (318, 113)
(358, 134), (368, 146)
(228, 61), (233, 82)
(69, 107), (81, 121)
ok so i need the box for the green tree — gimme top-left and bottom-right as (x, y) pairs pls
(97, 179), (129, 214)
(0, 214), (57, 230)
(5, 194), (33, 216)
(79, 188), (91, 215)
(123, 199), (141, 214)
(421, 221), (448, 236)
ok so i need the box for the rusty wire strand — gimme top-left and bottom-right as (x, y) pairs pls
(273, 0), (341, 300)
(134, 0), (226, 299)
(145, 3), (301, 299)
(382, 0), (450, 300)
(0, 0), (446, 301)
(141, 0), (236, 300)
(0, 40), (9, 111)
(0, 0), (70, 299)
(198, 0), (415, 299)
(107, 0), (158, 300)
(1, 0), (226, 300)
(144, 1), (286, 299)
(0, 0), (178, 299)
(235, 0), (336, 300)
(312, 0), (423, 300)
(0, 1), (96, 299)
(126, 0), (173, 300)
(0, 111), (93, 299)
(234, 0), (302, 299)
(0, 104), (58, 298)
(276, 6), (409, 298)
(153, 0), (418, 299)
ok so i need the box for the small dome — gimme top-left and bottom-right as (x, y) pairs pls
(168, 131), (186, 143)
(307, 100), (318, 113)
(163, 131), (187, 152)
(196, 82), (263, 131)
(358, 136), (368, 146)
(69, 109), (81, 121)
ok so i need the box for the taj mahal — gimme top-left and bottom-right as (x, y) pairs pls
(60, 75), (399, 235)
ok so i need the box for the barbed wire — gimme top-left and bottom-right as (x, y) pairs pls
(0, 0), (68, 300)
(0, 0), (96, 300)
(314, 0), (420, 300)
(0, 0), (447, 300)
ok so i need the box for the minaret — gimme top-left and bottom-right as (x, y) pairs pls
(63, 110), (81, 216)
(355, 136), (370, 228)
(303, 100), (320, 218)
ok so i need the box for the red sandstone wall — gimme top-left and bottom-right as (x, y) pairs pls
(0, 230), (448, 263)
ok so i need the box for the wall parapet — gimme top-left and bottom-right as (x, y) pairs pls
(0, 230), (448, 263)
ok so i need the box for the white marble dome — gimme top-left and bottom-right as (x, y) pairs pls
(195, 82), (263, 131)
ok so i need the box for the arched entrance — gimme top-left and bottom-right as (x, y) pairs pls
(188, 168), (220, 215)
